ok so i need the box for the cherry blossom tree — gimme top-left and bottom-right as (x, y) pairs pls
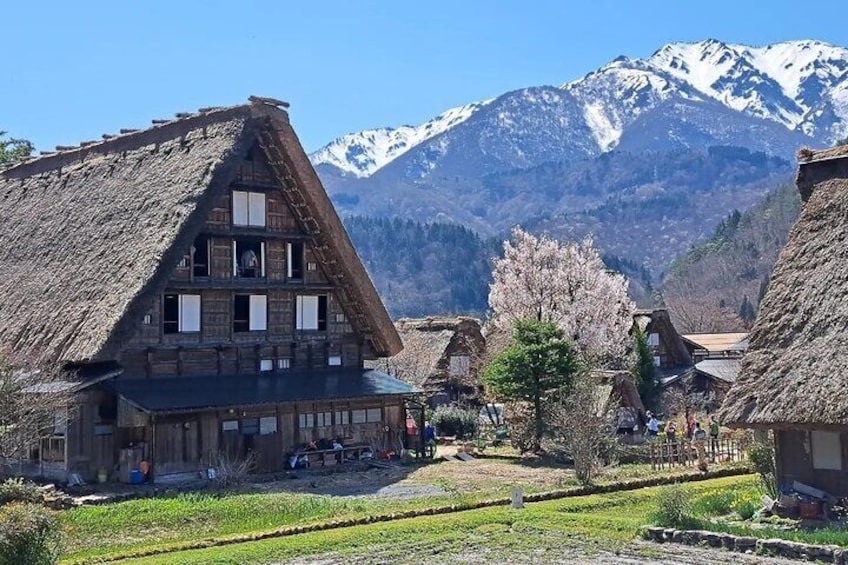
(489, 227), (634, 368)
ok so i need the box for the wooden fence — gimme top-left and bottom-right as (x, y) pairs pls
(649, 438), (744, 470)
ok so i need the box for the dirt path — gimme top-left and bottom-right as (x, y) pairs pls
(281, 540), (801, 564)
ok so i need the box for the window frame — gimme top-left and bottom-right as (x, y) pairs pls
(233, 294), (267, 333)
(163, 293), (201, 334)
(232, 190), (266, 228)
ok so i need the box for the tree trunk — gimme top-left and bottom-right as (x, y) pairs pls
(533, 390), (543, 451)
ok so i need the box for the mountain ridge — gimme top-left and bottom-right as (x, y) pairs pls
(312, 39), (848, 177)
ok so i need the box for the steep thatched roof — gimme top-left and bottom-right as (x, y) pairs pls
(633, 309), (691, 367)
(384, 317), (483, 390)
(592, 370), (645, 413)
(720, 149), (848, 429)
(0, 98), (401, 363)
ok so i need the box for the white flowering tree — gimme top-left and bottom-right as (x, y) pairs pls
(489, 227), (634, 368)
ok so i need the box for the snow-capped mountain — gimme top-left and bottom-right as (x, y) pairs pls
(310, 100), (492, 178)
(311, 39), (848, 178)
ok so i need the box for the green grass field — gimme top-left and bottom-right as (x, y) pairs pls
(108, 475), (759, 565)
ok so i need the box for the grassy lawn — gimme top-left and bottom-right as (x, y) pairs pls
(59, 458), (747, 562)
(108, 475), (758, 565)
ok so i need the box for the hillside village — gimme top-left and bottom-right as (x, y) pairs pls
(2, 13), (848, 565)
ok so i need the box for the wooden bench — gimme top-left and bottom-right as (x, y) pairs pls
(293, 445), (371, 468)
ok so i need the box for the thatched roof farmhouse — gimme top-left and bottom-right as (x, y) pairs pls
(720, 145), (848, 495)
(0, 97), (415, 481)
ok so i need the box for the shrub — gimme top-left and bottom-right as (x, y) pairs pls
(0, 478), (42, 506)
(748, 439), (778, 499)
(733, 498), (758, 521)
(431, 405), (478, 440)
(692, 489), (737, 516)
(209, 451), (257, 490)
(651, 486), (697, 528)
(0, 503), (62, 565)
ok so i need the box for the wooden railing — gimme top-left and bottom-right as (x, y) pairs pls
(649, 438), (744, 470)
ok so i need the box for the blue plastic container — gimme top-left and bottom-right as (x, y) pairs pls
(129, 469), (144, 484)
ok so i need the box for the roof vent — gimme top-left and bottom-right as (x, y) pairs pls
(55, 145), (76, 151)
(119, 128), (139, 134)
(175, 112), (192, 119)
(79, 140), (98, 147)
(248, 95), (290, 109)
(102, 134), (116, 140)
(151, 119), (171, 125)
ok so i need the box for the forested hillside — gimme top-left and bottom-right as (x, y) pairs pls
(343, 216), (657, 318)
(343, 216), (499, 318)
(661, 183), (801, 332)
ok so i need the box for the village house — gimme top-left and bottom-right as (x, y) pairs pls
(0, 97), (417, 482)
(635, 309), (747, 414)
(720, 145), (848, 497)
(372, 317), (485, 408)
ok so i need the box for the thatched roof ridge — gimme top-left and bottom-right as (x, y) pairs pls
(633, 309), (691, 367)
(720, 154), (848, 429)
(396, 316), (481, 333)
(0, 98), (400, 362)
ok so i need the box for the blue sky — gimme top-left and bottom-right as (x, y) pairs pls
(3, 1), (847, 153)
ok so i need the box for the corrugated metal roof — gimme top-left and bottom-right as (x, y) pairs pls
(682, 333), (749, 354)
(107, 370), (418, 414)
(694, 358), (742, 384)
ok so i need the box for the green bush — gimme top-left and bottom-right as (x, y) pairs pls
(733, 498), (758, 521)
(0, 478), (42, 506)
(748, 440), (778, 499)
(431, 405), (478, 439)
(692, 489), (737, 516)
(651, 486), (697, 528)
(0, 503), (62, 565)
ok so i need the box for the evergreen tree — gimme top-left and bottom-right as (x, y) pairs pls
(632, 326), (658, 409)
(738, 295), (756, 326)
(484, 319), (581, 452)
(0, 132), (32, 168)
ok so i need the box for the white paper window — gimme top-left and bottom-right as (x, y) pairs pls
(232, 191), (266, 227)
(812, 431), (843, 470)
(259, 416), (277, 435)
(299, 412), (331, 428)
(648, 333), (660, 346)
(259, 359), (273, 372)
(335, 313), (347, 323)
(179, 295), (201, 332)
(653, 355), (662, 367)
(351, 409), (367, 424)
(277, 358), (291, 370)
(366, 408), (382, 422)
(335, 411), (349, 425)
(449, 355), (470, 377)
(232, 191), (249, 225)
(222, 420), (239, 432)
(296, 296), (319, 330)
(249, 295), (267, 331)
(328, 355), (342, 366)
(248, 192), (266, 227)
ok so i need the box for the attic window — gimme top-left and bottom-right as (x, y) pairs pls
(648, 333), (660, 347)
(163, 294), (201, 334)
(296, 295), (327, 331)
(233, 239), (265, 278)
(233, 294), (267, 332)
(328, 355), (342, 366)
(192, 236), (210, 278)
(449, 355), (470, 377)
(287, 242), (304, 280)
(653, 355), (662, 367)
(232, 191), (266, 227)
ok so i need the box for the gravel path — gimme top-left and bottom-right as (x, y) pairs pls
(281, 540), (801, 564)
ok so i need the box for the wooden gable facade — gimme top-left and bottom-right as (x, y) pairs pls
(0, 98), (413, 482)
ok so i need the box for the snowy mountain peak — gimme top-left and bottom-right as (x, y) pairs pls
(311, 39), (848, 177)
(311, 100), (492, 177)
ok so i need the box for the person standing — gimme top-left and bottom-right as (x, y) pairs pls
(647, 412), (659, 438)
(709, 416), (720, 454)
